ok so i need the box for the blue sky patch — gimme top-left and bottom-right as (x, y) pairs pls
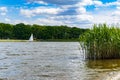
(0, 0), (119, 28)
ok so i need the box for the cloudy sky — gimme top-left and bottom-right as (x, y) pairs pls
(0, 0), (119, 28)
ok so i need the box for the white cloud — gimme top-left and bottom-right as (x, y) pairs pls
(76, 0), (103, 7)
(20, 7), (65, 17)
(35, 1), (48, 5)
(111, 2), (120, 22)
(117, 6), (120, 9)
(20, 9), (35, 18)
(0, 7), (7, 12)
(19, 0), (95, 28)
(0, 7), (7, 16)
(13, 20), (29, 24)
(36, 18), (63, 25)
(77, 7), (86, 14)
(35, 14), (93, 27)
(17, 0), (120, 28)
(111, 6), (120, 23)
(93, 0), (120, 24)
(0, 12), (6, 16)
(92, 11), (117, 24)
(49, 15), (76, 20)
(75, 0), (120, 27)
(34, 7), (63, 14)
(113, 11), (120, 16)
(77, 0), (93, 6)
(93, 1), (103, 6)
(104, 0), (120, 7)
(5, 18), (11, 22)
(76, 14), (93, 22)
(97, 1), (120, 7)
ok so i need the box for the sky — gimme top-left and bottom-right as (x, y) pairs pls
(0, 0), (119, 28)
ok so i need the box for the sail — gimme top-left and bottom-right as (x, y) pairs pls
(29, 34), (33, 41)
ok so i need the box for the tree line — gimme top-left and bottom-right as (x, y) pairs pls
(0, 23), (88, 40)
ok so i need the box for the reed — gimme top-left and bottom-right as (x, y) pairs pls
(79, 24), (120, 60)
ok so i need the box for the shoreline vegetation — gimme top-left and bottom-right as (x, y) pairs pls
(0, 23), (87, 41)
(80, 24), (120, 60)
(39, 39), (79, 42)
(0, 39), (28, 42)
(0, 39), (79, 42)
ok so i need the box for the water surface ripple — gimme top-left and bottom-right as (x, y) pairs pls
(0, 42), (119, 80)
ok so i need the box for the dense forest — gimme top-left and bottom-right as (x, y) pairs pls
(0, 23), (88, 41)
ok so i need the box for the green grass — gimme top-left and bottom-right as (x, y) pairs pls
(0, 39), (79, 42)
(79, 24), (120, 60)
(38, 39), (79, 42)
(0, 39), (28, 42)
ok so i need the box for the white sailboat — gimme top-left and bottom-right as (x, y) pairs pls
(29, 34), (33, 42)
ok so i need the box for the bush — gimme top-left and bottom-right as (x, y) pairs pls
(80, 24), (120, 60)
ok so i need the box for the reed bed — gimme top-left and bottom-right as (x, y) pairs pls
(79, 24), (120, 60)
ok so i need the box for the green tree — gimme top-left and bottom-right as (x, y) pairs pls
(13, 23), (31, 39)
(0, 23), (13, 39)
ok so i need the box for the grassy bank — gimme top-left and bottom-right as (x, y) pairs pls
(0, 39), (28, 42)
(79, 24), (120, 60)
(36, 39), (79, 42)
(0, 39), (79, 42)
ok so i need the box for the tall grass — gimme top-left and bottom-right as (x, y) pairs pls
(79, 24), (120, 60)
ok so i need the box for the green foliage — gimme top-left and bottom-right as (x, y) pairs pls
(0, 22), (87, 40)
(80, 24), (120, 59)
(13, 23), (31, 39)
(31, 24), (86, 40)
(0, 23), (13, 39)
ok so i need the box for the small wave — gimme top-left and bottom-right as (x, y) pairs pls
(6, 54), (20, 56)
(0, 54), (7, 60)
(105, 71), (120, 80)
(0, 57), (7, 60)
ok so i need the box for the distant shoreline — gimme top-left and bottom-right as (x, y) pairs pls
(0, 39), (28, 42)
(39, 39), (79, 42)
(0, 39), (79, 42)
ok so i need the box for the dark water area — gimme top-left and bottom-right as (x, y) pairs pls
(0, 42), (120, 80)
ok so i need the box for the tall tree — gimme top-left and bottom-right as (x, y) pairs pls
(0, 23), (13, 39)
(13, 23), (31, 39)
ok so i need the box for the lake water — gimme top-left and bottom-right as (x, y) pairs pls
(0, 42), (120, 80)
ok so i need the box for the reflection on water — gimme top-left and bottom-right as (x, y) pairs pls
(0, 42), (119, 80)
(86, 59), (120, 69)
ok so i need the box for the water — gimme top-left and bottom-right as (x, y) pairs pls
(0, 42), (120, 80)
